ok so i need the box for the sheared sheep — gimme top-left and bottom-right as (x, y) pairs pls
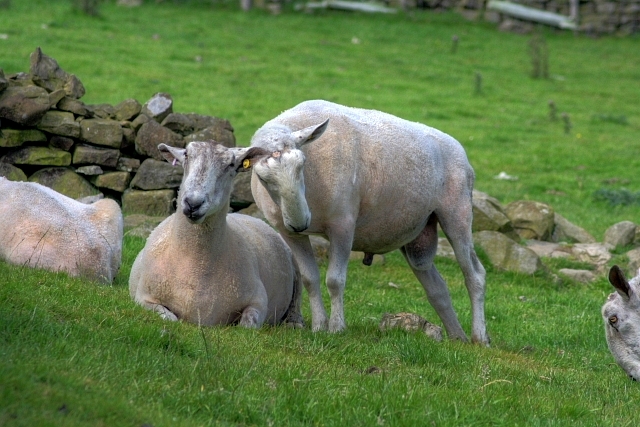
(129, 141), (303, 327)
(0, 177), (123, 284)
(249, 99), (488, 344)
(602, 265), (640, 380)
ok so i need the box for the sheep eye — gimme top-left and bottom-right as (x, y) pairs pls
(609, 316), (618, 325)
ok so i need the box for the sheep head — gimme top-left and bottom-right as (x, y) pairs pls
(159, 141), (268, 223)
(250, 119), (329, 233)
(602, 265), (640, 381)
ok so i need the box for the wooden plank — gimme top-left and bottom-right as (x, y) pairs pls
(304, 0), (397, 13)
(487, 0), (577, 30)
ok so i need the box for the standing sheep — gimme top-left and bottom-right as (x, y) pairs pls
(129, 141), (303, 327)
(0, 177), (123, 284)
(249, 100), (488, 344)
(602, 265), (640, 380)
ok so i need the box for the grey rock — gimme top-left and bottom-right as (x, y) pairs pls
(131, 113), (150, 131)
(472, 190), (517, 238)
(0, 69), (7, 92)
(57, 96), (89, 116)
(129, 158), (183, 190)
(0, 129), (47, 148)
(86, 103), (115, 119)
(116, 157), (140, 173)
(72, 144), (120, 168)
(79, 118), (123, 148)
(571, 243), (613, 273)
(604, 221), (637, 248)
(75, 165), (104, 175)
(135, 120), (184, 160)
(230, 171), (254, 210)
(626, 247), (640, 276)
(141, 92), (173, 123)
(161, 113), (195, 136)
(473, 230), (543, 274)
(436, 237), (456, 259)
(49, 135), (75, 151)
(114, 98), (141, 121)
(48, 89), (66, 107)
(504, 200), (555, 241)
(29, 47), (85, 99)
(36, 110), (80, 138)
(122, 188), (176, 216)
(379, 312), (443, 341)
(91, 171), (132, 193)
(184, 122), (236, 148)
(28, 167), (99, 199)
(0, 163), (27, 181)
(0, 85), (51, 126)
(552, 213), (596, 243)
(1, 146), (71, 166)
(525, 240), (571, 259)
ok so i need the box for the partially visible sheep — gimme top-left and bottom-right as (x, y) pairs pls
(129, 141), (303, 327)
(0, 177), (123, 284)
(602, 265), (640, 380)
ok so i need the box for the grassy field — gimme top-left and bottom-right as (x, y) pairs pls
(2, 0), (640, 425)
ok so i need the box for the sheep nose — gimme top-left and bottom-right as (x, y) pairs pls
(183, 196), (204, 218)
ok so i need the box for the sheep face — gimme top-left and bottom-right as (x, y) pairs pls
(159, 142), (268, 224)
(603, 265), (640, 381)
(250, 119), (329, 233)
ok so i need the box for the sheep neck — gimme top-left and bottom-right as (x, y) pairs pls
(173, 204), (229, 251)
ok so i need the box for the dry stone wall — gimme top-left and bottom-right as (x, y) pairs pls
(0, 48), (251, 216)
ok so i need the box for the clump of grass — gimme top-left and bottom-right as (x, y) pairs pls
(528, 31), (549, 79)
(593, 188), (640, 206)
(591, 113), (629, 125)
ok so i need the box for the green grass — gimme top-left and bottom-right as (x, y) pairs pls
(2, 0), (640, 425)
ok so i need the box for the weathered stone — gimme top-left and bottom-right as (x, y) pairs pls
(1, 146), (71, 166)
(123, 214), (165, 239)
(121, 126), (136, 150)
(91, 171), (132, 193)
(161, 113), (195, 136)
(122, 188), (176, 216)
(0, 163), (27, 181)
(79, 118), (123, 148)
(604, 221), (637, 248)
(626, 247), (640, 276)
(552, 213), (596, 243)
(141, 92), (173, 123)
(558, 268), (596, 284)
(72, 144), (120, 168)
(116, 157), (140, 173)
(29, 47), (85, 99)
(436, 237), (456, 259)
(49, 135), (75, 151)
(114, 98), (142, 121)
(379, 312), (443, 341)
(135, 120), (184, 160)
(28, 167), (99, 199)
(129, 158), (183, 190)
(473, 230), (543, 274)
(76, 165), (104, 176)
(131, 113), (150, 131)
(36, 110), (80, 138)
(230, 171), (254, 210)
(184, 122), (236, 148)
(186, 113), (233, 133)
(504, 200), (555, 241)
(6, 72), (35, 87)
(57, 96), (89, 116)
(87, 103), (115, 119)
(525, 240), (571, 259)
(0, 85), (51, 126)
(472, 190), (517, 238)
(237, 203), (266, 221)
(571, 243), (613, 273)
(48, 89), (66, 107)
(0, 69), (7, 92)
(0, 129), (47, 148)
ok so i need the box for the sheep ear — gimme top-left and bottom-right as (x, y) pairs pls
(235, 146), (270, 172)
(291, 118), (329, 149)
(609, 265), (632, 300)
(158, 143), (186, 166)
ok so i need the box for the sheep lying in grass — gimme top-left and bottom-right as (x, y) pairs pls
(250, 100), (488, 344)
(602, 265), (640, 380)
(0, 177), (123, 284)
(129, 141), (303, 327)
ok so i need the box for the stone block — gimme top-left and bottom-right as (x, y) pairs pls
(122, 188), (176, 216)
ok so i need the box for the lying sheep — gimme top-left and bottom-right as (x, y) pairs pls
(0, 177), (123, 284)
(129, 141), (303, 327)
(602, 265), (640, 380)
(250, 100), (488, 344)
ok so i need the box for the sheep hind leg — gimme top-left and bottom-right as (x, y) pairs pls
(143, 301), (178, 322)
(402, 213), (468, 342)
(437, 203), (489, 346)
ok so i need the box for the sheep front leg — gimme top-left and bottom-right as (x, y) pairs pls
(239, 306), (265, 328)
(325, 223), (356, 333)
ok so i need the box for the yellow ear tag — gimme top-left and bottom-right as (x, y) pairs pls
(242, 159), (251, 169)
